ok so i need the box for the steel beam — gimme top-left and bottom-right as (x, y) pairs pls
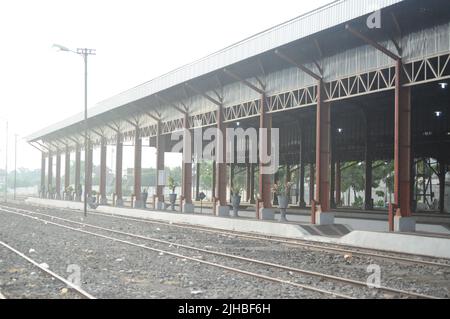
(274, 49), (322, 81)
(155, 94), (187, 114)
(345, 25), (400, 61)
(223, 68), (265, 94)
(185, 83), (222, 107)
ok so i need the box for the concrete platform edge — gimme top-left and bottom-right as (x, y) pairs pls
(24, 198), (450, 259)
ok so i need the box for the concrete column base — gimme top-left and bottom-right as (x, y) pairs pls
(183, 203), (195, 214)
(134, 199), (144, 209)
(394, 216), (416, 232)
(100, 197), (108, 205)
(217, 205), (230, 217)
(259, 208), (275, 220)
(315, 211), (335, 225)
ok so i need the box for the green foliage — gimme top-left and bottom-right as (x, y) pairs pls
(352, 196), (364, 208)
(167, 176), (178, 193)
(375, 190), (385, 198)
(375, 199), (386, 208)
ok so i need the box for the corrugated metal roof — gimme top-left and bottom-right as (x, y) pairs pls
(27, 0), (404, 142)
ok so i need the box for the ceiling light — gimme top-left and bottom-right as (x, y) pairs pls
(439, 82), (448, 89)
(435, 111), (443, 117)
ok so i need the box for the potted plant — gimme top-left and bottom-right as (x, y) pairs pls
(272, 181), (293, 222)
(230, 185), (243, 217)
(141, 187), (148, 208)
(167, 176), (178, 211)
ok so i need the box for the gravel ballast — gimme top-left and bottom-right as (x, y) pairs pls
(1, 202), (449, 299)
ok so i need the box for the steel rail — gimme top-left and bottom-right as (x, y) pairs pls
(0, 206), (440, 299)
(0, 207), (353, 299)
(11, 203), (449, 268)
(0, 240), (96, 299)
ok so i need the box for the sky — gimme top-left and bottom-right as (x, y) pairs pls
(0, 0), (332, 171)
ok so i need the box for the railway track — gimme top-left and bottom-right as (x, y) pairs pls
(7, 203), (450, 269)
(0, 239), (95, 299)
(0, 205), (441, 299)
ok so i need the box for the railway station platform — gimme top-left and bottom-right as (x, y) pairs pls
(24, 198), (450, 260)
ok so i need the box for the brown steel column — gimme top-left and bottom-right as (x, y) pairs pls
(314, 80), (331, 218)
(55, 150), (61, 199)
(394, 60), (412, 217)
(364, 113), (373, 210)
(246, 163), (251, 202)
(134, 128), (142, 208)
(64, 146), (70, 192)
(99, 137), (107, 204)
(330, 159), (336, 209)
(156, 121), (165, 206)
(211, 160), (216, 202)
(299, 162), (306, 208)
(299, 126), (306, 208)
(75, 145), (81, 201)
(47, 151), (53, 198)
(364, 157), (373, 210)
(216, 106), (228, 210)
(40, 152), (46, 198)
(439, 160), (446, 214)
(335, 161), (341, 207)
(229, 164), (235, 201)
(195, 162), (201, 200)
(85, 141), (93, 198)
(309, 164), (315, 205)
(182, 113), (193, 210)
(259, 94), (272, 211)
(249, 164), (255, 204)
(115, 133), (123, 206)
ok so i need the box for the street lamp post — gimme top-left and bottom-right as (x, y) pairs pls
(53, 44), (96, 217)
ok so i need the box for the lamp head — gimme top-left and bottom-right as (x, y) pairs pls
(52, 44), (70, 52)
